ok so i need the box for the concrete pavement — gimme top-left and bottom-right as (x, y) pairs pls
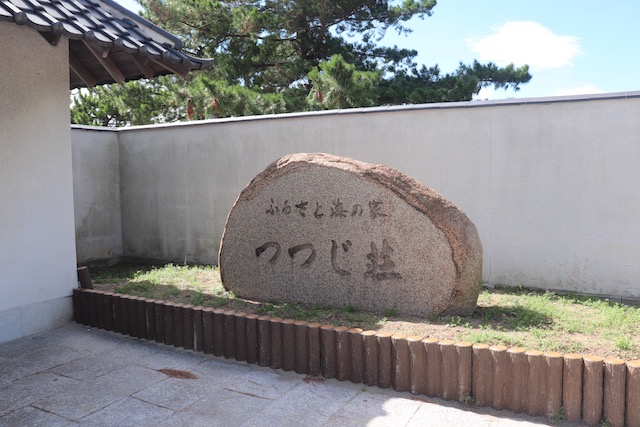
(0, 323), (582, 426)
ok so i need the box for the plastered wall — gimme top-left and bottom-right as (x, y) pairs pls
(72, 92), (640, 301)
(72, 127), (122, 263)
(1, 22), (76, 341)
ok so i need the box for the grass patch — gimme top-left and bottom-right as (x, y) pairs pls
(90, 263), (640, 359)
(92, 263), (229, 307)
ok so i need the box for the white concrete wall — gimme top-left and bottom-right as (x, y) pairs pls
(72, 127), (123, 263)
(73, 92), (640, 301)
(0, 23), (76, 342)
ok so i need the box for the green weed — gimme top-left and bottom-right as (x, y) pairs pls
(460, 394), (474, 406)
(615, 336), (635, 352)
(190, 292), (205, 306)
(444, 315), (470, 328)
(384, 308), (397, 317)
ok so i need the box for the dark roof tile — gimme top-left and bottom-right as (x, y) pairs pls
(41, 4), (64, 19)
(23, 10), (50, 28)
(55, 19), (83, 36)
(60, 0), (78, 12)
(38, 9), (57, 22)
(1, 1), (21, 14)
(74, 14), (96, 28)
(2, 0), (213, 88)
(11, 0), (33, 11)
(119, 33), (140, 48)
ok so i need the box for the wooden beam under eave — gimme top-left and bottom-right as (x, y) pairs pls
(130, 54), (156, 79)
(83, 40), (125, 84)
(69, 52), (97, 88)
(150, 57), (189, 79)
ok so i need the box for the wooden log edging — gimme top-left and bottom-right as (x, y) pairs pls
(73, 289), (640, 426)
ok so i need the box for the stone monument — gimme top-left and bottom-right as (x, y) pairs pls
(219, 153), (482, 317)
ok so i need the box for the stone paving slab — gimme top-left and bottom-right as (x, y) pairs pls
(0, 372), (80, 416)
(223, 369), (301, 400)
(133, 377), (214, 411)
(330, 392), (422, 426)
(78, 397), (173, 427)
(242, 378), (360, 427)
(0, 323), (585, 426)
(0, 343), (87, 387)
(159, 388), (273, 427)
(50, 352), (131, 381)
(135, 346), (208, 372)
(0, 405), (72, 427)
(405, 402), (548, 427)
(31, 381), (124, 421)
(89, 364), (167, 397)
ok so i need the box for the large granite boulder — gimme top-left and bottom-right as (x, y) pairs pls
(219, 153), (482, 317)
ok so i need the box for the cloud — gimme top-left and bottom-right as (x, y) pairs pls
(467, 21), (581, 70)
(473, 87), (497, 101)
(553, 85), (605, 96)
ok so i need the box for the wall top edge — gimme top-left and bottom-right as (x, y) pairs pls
(71, 90), (640, 132)
(70, 124), (120, 132)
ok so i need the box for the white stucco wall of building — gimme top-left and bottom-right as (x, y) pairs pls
(0, 22), (76, 342)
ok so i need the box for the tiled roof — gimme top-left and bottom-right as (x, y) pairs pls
(0, 0), (214, 88)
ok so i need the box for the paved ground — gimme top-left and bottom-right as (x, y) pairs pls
(0, 323), (582, 426)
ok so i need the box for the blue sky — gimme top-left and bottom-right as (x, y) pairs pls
(114, 0), (640, 100)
